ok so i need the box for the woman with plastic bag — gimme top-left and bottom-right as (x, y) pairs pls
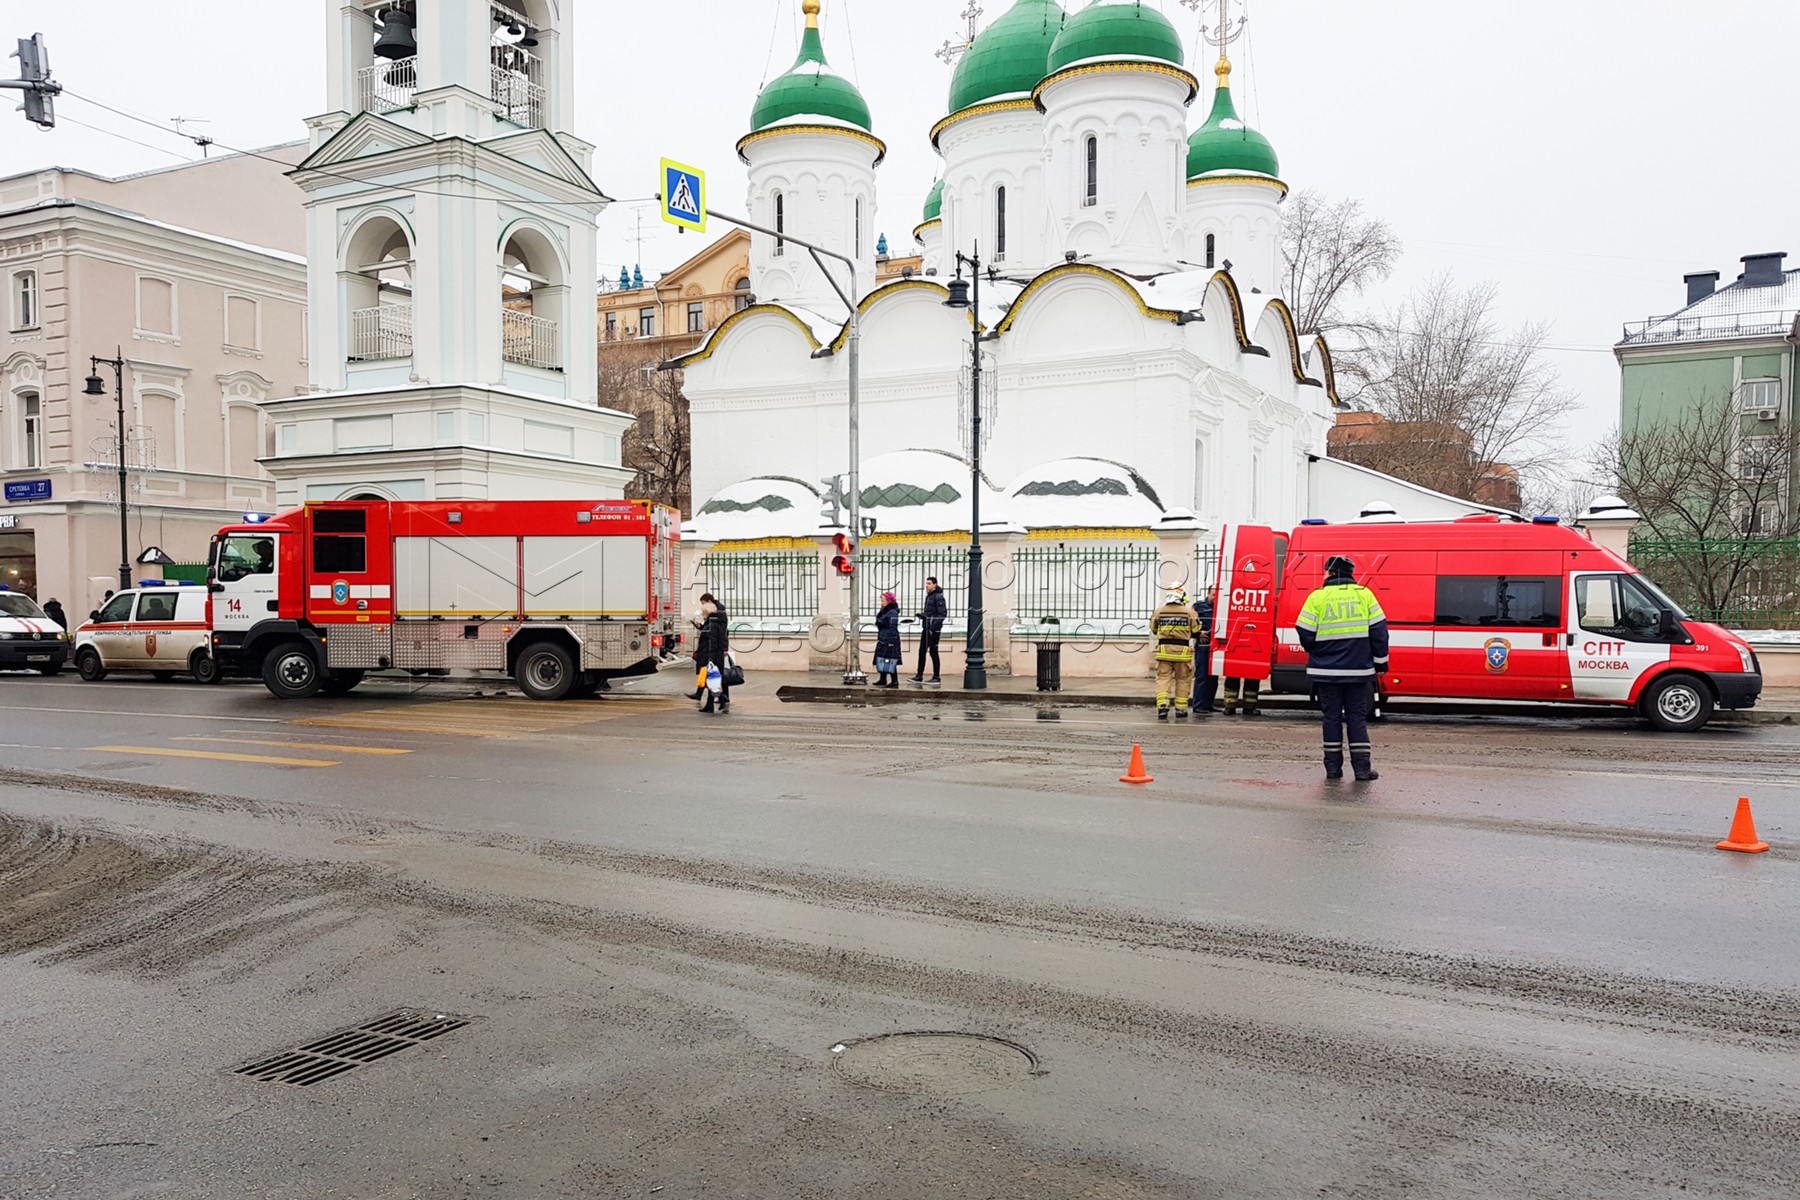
(693, 592), (732, 714)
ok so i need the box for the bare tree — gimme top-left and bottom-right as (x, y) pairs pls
(596, 342), (691, 514)
(1340, 273), (1577, 504)
(1280, 189), (1402, 385)
(1596, 403), (1798, 621)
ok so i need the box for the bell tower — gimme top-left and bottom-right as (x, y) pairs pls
(263, 0), (632, 507)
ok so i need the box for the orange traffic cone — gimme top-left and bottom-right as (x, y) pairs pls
(1716, 797), (1770, 854)
(1119, 744), (1153, 785)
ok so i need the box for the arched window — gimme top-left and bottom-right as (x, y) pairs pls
(774, 193), (786, 257)
(734, 277), (753, 312)
(1083, 137), (1098, 208)
(854, 197), (864, 260)
(343, 215), (414, 362)
(1205, 233), (1215, 269)
(994, 186), (1007, 262)
(501, 226), (566, 372)
(18, 391), (42, 470)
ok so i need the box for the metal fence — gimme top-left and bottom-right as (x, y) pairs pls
(349, 303), (413, 361)
(701, 551), (820, 628)
(501, 310), (560, 371)
(858, 546), (969, 633)
(1013, 544), (1163, 627)
(1629, 536), (1800, 629)
(355, 56), (417, 114)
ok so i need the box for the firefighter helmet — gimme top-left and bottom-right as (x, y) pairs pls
(1164, 588), (1188, 605)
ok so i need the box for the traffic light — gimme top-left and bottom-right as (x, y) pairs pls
(10, 35), (60, 129)
(831, 532), (855, 576)
(818, 474), (844, 527)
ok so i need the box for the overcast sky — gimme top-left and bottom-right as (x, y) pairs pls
(4, 0), (1795, 459)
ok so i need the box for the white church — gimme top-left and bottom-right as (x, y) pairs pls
(678, 0), (1486, 564)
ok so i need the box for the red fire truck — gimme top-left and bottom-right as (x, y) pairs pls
(1212, 516), (1762, 732)
(207, 499), (681, 701)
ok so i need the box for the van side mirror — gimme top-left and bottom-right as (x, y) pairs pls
(208, 583), (225, 593)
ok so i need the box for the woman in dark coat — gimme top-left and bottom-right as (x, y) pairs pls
(693, 593), (731, 714)
(872, 590), (902, 688)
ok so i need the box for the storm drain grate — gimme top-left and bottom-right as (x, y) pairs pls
(234, 1008), (476, 1087)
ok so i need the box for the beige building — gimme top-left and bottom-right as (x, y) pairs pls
(0, 145), (309, 615)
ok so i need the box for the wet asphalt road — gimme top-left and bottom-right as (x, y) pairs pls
(2, 670), (1797, 1198)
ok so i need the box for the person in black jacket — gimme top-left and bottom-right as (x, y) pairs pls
(872, 591), (903, 688)
(909, 576), (947, 685)
(41, 598), (67, 630)
(693, 592), (731, 714)
(1190, 585), (1218, 713)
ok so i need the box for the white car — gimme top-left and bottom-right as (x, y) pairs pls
(75, 583), (220, 683)
(0, 587), (68, 674)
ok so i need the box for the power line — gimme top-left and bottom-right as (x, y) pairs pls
(58, 114), (195, 163)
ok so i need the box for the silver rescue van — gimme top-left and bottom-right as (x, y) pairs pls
(74, 583), (220, 683)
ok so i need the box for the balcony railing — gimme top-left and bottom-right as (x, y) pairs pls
(356, 56), (418, 114)
(502, 310), (560, 371)
(491, 63), (544, 128)
(1620, 308), (1796, 346)
(348, 303), (413, 361)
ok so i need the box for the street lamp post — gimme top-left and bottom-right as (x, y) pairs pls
(942, 249), (988, 690)
(82, 350), (131, 593)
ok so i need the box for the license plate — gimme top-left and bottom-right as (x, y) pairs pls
(26, 655), (51, 662)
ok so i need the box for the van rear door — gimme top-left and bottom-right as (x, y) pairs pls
(1215, 524), (1280, 681)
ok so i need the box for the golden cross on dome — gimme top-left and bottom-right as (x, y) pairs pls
(1181, 0), (1246, 82)
(934, 1), (984, 67)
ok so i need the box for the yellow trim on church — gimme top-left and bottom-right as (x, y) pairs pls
(735, 124), (889, 166)
(1032, 61), (1200, 108)
(708, 536), (818, 552)
(826, 278), (951, 352)
(992, 264), (1184, 336)
(929, 97), (1039, 148)
(1023, 527), (1155, 542)
(1187, 173), (1289, 199)
(667, 302), (823, 368)
(862, 531), (973, 546)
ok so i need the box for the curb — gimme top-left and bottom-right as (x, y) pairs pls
(773, 685), (1798, 725)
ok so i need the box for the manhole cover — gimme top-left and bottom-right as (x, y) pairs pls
(830, 1031), (1040, 1095)
(235, 1008), (475, 1087)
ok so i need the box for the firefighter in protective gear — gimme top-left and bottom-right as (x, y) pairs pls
(1296, 555), (1390, 782)
(1151, 588), (1199, 720)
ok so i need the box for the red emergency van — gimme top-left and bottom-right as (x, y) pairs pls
(1213, 516), (1762, 732)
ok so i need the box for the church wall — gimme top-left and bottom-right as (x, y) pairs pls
(939, 107), (1048, 273)
(745, 131), (880, 312)
(1185, 178), (1283, 293)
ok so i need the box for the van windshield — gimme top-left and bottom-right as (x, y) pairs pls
(0, 594), (46, 618)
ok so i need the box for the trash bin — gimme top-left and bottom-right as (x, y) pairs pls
(1035, 640), (1062, 692)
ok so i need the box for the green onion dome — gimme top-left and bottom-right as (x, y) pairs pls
(1046, 0), (1185, 75)
(922, 180), (945, 223)
(946, 0), (1067, 114)
(1186, 61), (1279, 180)
(748, 1), (873, 133)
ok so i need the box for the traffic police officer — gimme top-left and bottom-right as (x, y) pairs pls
(1296, 555), (1390, 781)
(1150, 588), (1199, 720)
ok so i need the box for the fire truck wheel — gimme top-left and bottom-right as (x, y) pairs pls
(515, 641), (576, 702)
(190, 652), (223, 685)
(1641, 673), (1713, 733)
(263, 642), (323, 700)
(320, 671), (365, 696)
(75, 648), (107, 682)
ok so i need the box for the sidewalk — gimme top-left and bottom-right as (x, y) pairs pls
(753, 669), (1799, 725)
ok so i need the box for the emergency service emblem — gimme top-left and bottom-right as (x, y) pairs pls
(331, 580), (351, 606)
(144, 634), (157, 657)
(1484, 637), (1511, 673)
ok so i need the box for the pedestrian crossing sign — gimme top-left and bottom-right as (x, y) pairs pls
(660, 158), (706, 233)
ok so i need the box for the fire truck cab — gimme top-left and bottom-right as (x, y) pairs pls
(1215, 516), (1762, 732)
(208, 499), (681, 701)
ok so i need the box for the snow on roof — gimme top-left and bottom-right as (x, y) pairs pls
(1, 197), (305, 265)
(1004, 457), (1165, 529)
(1121, 267), (1211, 314)
(1621, 268), (1800, 346)
(684, 475), (823, 542)
(858, 448), (1007, 533)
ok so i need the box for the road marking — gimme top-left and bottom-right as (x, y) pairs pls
(171, 737), (413, 757)
(88, 745), (339, 768)
(0, 705), (282, 724)
(294, 697), (678, 737)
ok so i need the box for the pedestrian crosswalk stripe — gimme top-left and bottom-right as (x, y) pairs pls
(90, 745), (338, 768)
(171, 737), (413, 757)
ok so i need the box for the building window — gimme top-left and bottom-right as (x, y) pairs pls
(638, 307), (655, 338)
(1205, 233), (1216, 269)
(12, 271), (37, 331)
(136, 275), (176, 338)
(774, 193), (785, 257)
(1250, 453), (1262, 521)
(994, 186), (1007, 262)
(1739, 378), (1782, 413)
(1435, 576), (1562, 628)
(1192, 437), (1207, 511)
(19, 392), (42, 469)
(1084, 137), (1098, 208)
(604, 312), (617, 340)
(225, 294), (260, 351)
(734, 277), (753, 312)
(855, 197), (864, 260)
(687, 302), (705, 333)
